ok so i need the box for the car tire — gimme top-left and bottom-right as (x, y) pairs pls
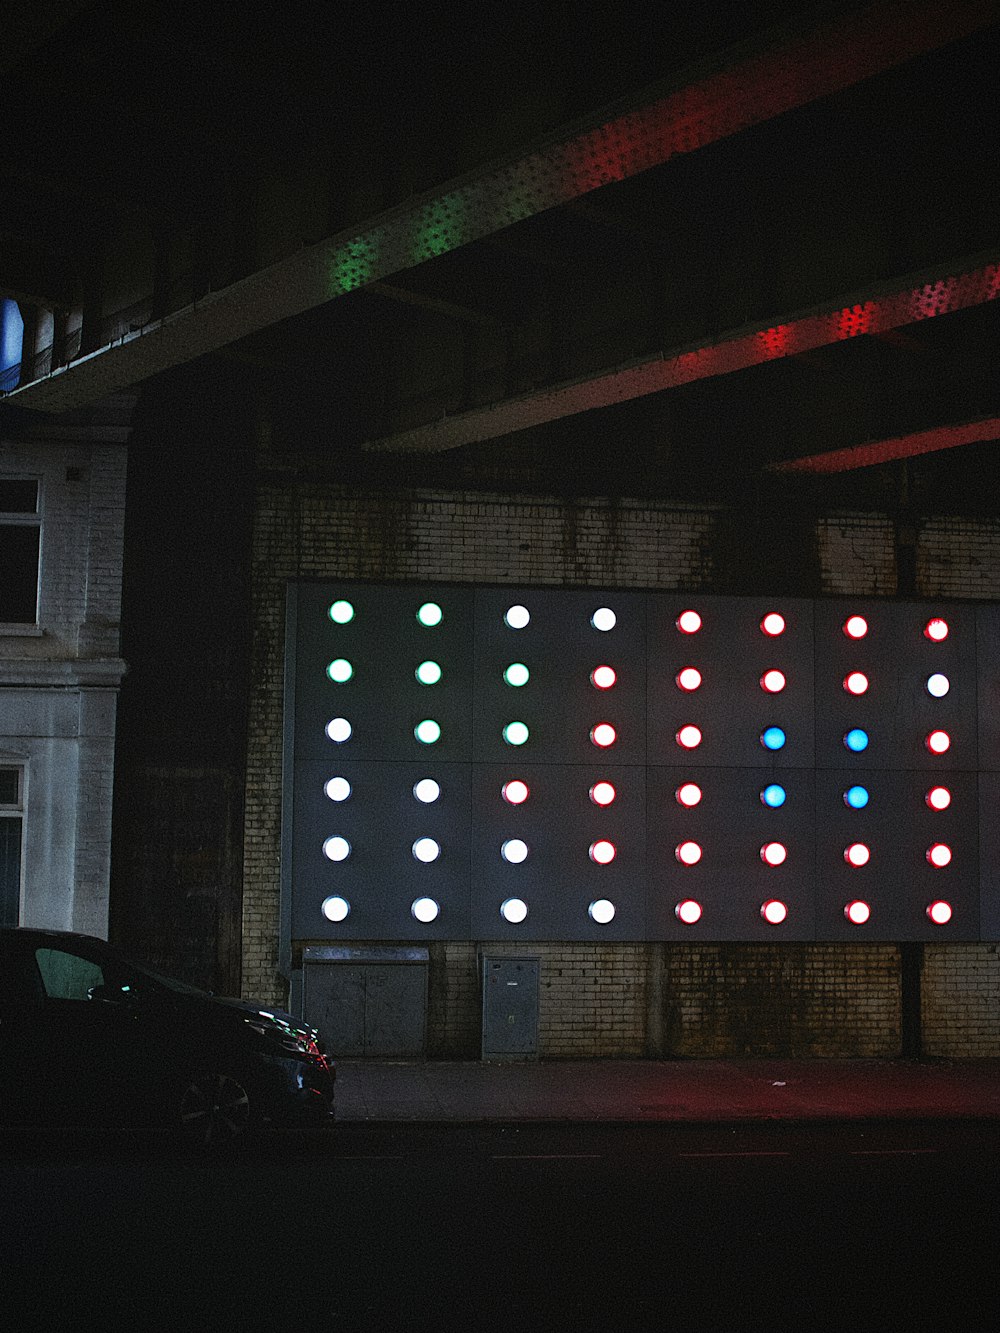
(178, 1072), (252, 1148)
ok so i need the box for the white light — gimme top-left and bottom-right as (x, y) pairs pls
(675, 841), (702, 866)
(761, 899), (787, 925)
(844, 615), (868, 639)
(502, 780), (530, 804)
(845, 843), (870, 867)
(326, 717), (352, 743)
(323, 836), (351, 862)
(501, 898), (528, 924)
(590, 840), (616, 864)
(926, 730), (951, 754)
(504, 604), (530, 629)
(503, 721), (530, 746)
(924, 618), (949, 642)
(591, 665), (617, 689)
(761, 613), (785, 636)
(415, 660), (442, 685)
(676, 667), (702, 691)
(588, 899), (616, 924)
(416, 602), (443, 627)
(504, 663), (530, 687)
(845, 900), (871, 925)
(325, 777), (352, 802)
(321, 895), (350, 922)
(760, 842), (787, 867)
(412, 837), (441, 863)
(590, 781), (616, 806)
(590, 722), (617, 748)
(327, 658), (353, 683)
(676, 783), (702, 807)
(328, 600), (354, 625)
(844, 672), (869, 695)
(591, 607), (617, 631)
(675, 900), (702, 924)
(501, 839), (529, 864)
(676, 725), (702, 749)
(926, 673), (950, 698)
(761, 670), (786, 693)
(925, 786), (951, 811)
(413, 778), (440, 803)
(927, 900), (952, 925)
(927, 843), (952, 868)
(415, 719), (442, 744)
(676, 610), (702, 634)
(411, 897), (440, 923)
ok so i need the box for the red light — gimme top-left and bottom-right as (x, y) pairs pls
(502, 780), (529, 804)
(590, 781), (616, 806)
(925, 786), (951, 811)
(676, 610), (702, 634)
(845, 843), (870, 867)
(676, 667), (702, 691)
(927, 900), (953, 925)
(924, 618), (949, 642)
(676, 725), (702, 749)
(843, 616), (868, 639)
(675, 899), (702, 924)
(761, 899), (787, 925)
(926, 730), (951, 755)
(760, 669), (786, 693)
(675, 841), (702, 866)
(591, 722), (617, 748)
(844, 671), (869, 695)
(675, 782), (703, 807)
(760, 842), (787, 866)
(927, 843), (952, 868)
(591, 665), (617, 690)
(761, 613), (785, 636)
(845, 900), (871, 925)
(590, 839), (616, 864)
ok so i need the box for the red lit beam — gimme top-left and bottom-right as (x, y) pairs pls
(363, 255), (1000, 452)
(7, 0), (996, 414)
(769, 417), (1000, 473)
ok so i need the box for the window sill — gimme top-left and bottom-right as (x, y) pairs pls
(0, 624), (44, 637)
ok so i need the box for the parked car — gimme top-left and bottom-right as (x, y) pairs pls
(0, 928), (334, 1145)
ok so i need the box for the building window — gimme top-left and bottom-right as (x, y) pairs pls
(0, 479), (41, 624)
(0, 298), (24, 392)
(0, 767), (23, 926)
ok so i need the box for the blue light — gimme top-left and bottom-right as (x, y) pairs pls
(844, 728), (869, 753)
(761, 783), (787, 808)
(844, 785), (870, 809)
(761, 726), (786, 751)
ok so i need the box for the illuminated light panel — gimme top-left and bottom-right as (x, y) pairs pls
(845, 900), (871, 925)
(676, 667), (702, 691)
(415, 718), (442, 744)
(843, 615), (868, 639)
(326, 717), (352, 744)
(327, 658), (354, 683)
(844, 785), (869, 810)
(413, 778), (441, 803)
(761, 899), (788, 925)
(761, 726), (786, 751)
(927, 900), (953, 925)
(926, 673), (950, 697)
(323, 836), (351, 862)
(590, 722), (617, 748)
(760, 842), (787, 867)
(676, 725), (702, 749)
(926, 843), (952, 868)
(503, 662), (530, 687)
(503, 721), (529, 746)
(675, 899), (702, 925)
(924, 618), (949, 641)
(590, 781), (616, 806)
(501, 898), (528, 924)
(761, 669), (786, 693)
(412, 837), (441, 863)
(502, 838), (529, 864)
(416, 602), (443, 627)
(502, 780), (530, 804)
(844, 671), (869, 695)
(589, 840), (617, 865)
(844, 728), (869, 752)
(591, 607), (617, 632)
(926, 786), (951, 811)
(504, 604), (530, 629)
(411, 897), (440, 923)
(328, 600), (354, 625)
(676, 610), (702, 634)
(676, 782), (703, 808)
(325, 777), (351, 802)
(845, 843), (871, 867)
(588, 899), (615, 924)
(761, 783), (786, 808)
(415, 660), (442, 685)
(925, 730), (951, 755)
(675, 841), (702, 866)
(761, 613), (785, 636)
(591, 665), (617, 689)
(321, 895), (350, 922)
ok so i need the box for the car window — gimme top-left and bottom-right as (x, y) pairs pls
(34, 948), (106, 1000)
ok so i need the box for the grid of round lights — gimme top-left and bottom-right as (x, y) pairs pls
(675, 900), (702, 924)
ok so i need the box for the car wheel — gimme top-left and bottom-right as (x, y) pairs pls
(178, 1073), (251, 1147)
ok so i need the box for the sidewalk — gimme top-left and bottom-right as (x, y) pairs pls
(335, 1057), (1000, 1123)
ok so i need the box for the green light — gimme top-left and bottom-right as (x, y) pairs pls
(415, 719), (441, 744)
(327, 658), (353, 683)
(503, 663), (530, 688)
(503, 721), (529, 746)
(329, 233), (380, 294)
(415, 660), (442, 686)
(417, 602), (443, 627)
(328, 600), (354, 624)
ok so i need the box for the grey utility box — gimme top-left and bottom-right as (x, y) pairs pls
(302, 946), (429, 1058)
(481, 956), (540, 1060)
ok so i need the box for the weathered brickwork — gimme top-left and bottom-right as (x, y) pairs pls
(815, 512), (897, 596)
(922, 944), (1000, 1058)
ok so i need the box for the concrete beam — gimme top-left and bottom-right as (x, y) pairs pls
(768, 416), (1000, 473)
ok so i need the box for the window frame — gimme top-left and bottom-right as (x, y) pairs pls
(0, 476), (42, 630)
(0, 765), (25, 927)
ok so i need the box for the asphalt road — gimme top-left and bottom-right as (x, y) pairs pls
(2, 1119), (998, 1331)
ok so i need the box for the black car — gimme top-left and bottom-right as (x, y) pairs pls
(0, 928), (334, 1144)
